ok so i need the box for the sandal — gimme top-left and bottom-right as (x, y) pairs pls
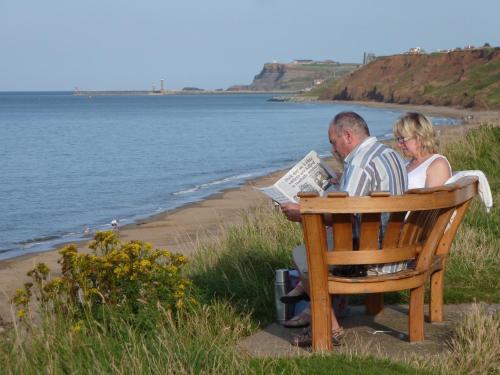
(292, 327), (345, 347)
(283, 309), (310, 328)
(280, 282), (310, 304)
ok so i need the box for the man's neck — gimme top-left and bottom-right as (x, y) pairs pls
(344, 135), (375, 163)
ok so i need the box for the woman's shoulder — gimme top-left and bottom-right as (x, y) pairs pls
(428, 154), (451, 169)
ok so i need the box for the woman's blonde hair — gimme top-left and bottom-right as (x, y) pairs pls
(393, 112), (439, 154)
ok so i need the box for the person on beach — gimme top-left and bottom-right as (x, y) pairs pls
(393, 112), (452, 189)
(111, 219), (119, 231)
(279, 111), (408, 347)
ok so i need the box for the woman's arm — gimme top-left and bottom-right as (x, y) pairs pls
(425, 158), (452, 188)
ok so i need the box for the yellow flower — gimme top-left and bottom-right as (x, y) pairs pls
(17, 309), (26, 319)
(174, 290), (185, 298)
(70, 320), (84, 333)
(51, 277), (64, 287)
(36, 263), (50, 275)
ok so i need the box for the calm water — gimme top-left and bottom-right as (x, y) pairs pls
(0, 92), (458, 260)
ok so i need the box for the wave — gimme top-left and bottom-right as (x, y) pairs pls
(16, 234), (62, 246)
(0, 246), (19, 255)
(173, 172), (258, 196)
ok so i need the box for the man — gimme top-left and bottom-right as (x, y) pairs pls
(281, 111), (408, 346)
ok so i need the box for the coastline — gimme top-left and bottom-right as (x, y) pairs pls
(1, 101), (498, 325)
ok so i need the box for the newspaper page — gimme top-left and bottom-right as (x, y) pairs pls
(257, 150), (337, 204)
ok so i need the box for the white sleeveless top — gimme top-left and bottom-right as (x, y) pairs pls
(407, 154), (451, 189)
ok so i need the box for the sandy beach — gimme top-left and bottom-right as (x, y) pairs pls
(1, 102), (498, 326)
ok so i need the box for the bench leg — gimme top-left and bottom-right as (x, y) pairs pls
(366, 293), (384, 316)
(409, 285), (425, 342)
(311, 296), (333, 351)
(430, 269), (444, 323)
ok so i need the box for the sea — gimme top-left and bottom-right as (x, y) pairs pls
(0, 92), (459, 260)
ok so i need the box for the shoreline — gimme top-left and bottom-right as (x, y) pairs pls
(1, 101), (498, 325)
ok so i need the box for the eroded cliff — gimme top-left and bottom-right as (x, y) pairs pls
(318, 48), (500, 109)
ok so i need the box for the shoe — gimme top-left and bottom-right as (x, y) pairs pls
(292, 327), (345, 347)
(283, 310), (311, 328)
(280, 288), (310, 304)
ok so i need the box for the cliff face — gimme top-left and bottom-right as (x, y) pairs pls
(319, 48), (500, 109)
(228, 61), (359, 91)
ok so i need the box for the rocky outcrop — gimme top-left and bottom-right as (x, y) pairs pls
(228, 61), (359, 92)
(318, 48), (500, 109)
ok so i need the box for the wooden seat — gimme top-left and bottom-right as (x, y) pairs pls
(298, 176), (478, 351)
(329, 268), (424, 284)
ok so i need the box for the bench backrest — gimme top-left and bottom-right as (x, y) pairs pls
(298, 176), (478, 273)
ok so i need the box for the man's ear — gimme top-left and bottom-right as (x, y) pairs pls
(343, 129), (354, 144)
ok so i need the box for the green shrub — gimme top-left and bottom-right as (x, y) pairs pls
(12, 231), (195, 329)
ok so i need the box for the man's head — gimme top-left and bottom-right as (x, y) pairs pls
(328, 111), (370, 159)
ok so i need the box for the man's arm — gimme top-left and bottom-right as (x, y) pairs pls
(281, 203), (334, 226)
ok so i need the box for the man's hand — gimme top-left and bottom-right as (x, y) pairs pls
(280, 202), (302, 222)
(331, 173), (342, 186)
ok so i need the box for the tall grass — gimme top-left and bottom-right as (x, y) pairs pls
(188, 206), (303, 324)
(0, 302), (255, 375)
(404, 303), (500, 375)
(442, 125), (500, 302)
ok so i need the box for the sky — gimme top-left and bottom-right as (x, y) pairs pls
(1, 0), (499, 91)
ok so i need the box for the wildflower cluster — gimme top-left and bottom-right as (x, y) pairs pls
(13, 231), (195, 325)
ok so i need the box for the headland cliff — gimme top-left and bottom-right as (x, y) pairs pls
(315, 48), (500, 110)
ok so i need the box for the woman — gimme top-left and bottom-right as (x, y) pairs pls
(393, 112), (452, 189)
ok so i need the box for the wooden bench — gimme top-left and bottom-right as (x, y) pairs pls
(298, 176), (478, 351)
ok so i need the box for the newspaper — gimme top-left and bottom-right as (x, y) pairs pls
(257, 150), (337, 204)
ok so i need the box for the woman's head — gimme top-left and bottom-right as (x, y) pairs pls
(393, 112), (439, 156)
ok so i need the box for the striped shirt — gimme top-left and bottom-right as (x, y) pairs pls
(340, 136), (408, 274)
(341, 137), (407, 196)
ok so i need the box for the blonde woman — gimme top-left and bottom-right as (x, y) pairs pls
(394, 112), (452, 189)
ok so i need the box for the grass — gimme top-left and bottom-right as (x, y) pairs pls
(188, 206), (302, 324)
(251, 355), (436, 374)
(402, 303), (500, 375)
(0, 125), (498, 374)
(441, 125), (500, 302)
(1, 302), (256, 375)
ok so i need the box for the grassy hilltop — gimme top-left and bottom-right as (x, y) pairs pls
(312, 48), (500, 109)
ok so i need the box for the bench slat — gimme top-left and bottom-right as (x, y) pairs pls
(326, 246), (419, 265)
(359, 213), (381, 250)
